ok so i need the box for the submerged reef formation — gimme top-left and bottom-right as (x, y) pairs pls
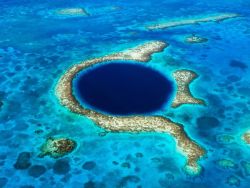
(14, 152), (31, 170)
(216, 134), (235, 144)
(185, 35), (208, 44)
(0, 100), (3, 109)
(39, 137), (76, 158)
(216, 159), (237, 169)
(241, 161), (250, 176)
(242, 131), (250, 144)
(226, 175), (241, 187)
(55, 8), (89, 17)
(147, 13), (240, 30)
(172, 70), (205, 108)
(56, 41), (205, 174)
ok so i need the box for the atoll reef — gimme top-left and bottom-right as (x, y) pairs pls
(39, 137), (76, 158)
(147, 13), (240, 30)
(1, 0), (250, 186)
(56, 41), (205, 174)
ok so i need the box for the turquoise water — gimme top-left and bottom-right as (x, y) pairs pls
(0, 0), (250, 187)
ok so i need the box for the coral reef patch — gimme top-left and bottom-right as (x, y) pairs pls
(172, 70), (205, 108)
(14, 152), (31, 170)
(243, 131), (250, 144)
(146, 13), (240, 30)
(39, 137), (76, 158)
(185, 35), (208, 44)
(55, 8), (89, 17)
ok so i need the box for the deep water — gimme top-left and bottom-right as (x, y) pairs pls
(73, 62), (174, 115)
(0, 0), (250, 188)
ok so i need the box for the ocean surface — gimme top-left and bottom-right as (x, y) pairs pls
(0, 0), (250, 187)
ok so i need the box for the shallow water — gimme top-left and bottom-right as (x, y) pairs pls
(0, 0), (250, 188)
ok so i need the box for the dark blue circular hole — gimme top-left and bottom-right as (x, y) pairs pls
(73, 62), (174, 116)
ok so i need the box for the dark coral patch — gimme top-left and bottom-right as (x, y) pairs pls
(196, 116), (220, 129)
(119, 175), (140, 187)
(135, 152), (143, 158)
(241, 161), (250, 176)
(28, 165), (46, 178)
(14, 152), (31, 170)
(82, 161), (96, 170)
(0, 177), (8, 187)
(158, 172), (175, 187)
(238, 87), (250, 96)
(0, 101), (3, 109)
(0, 130), (12, 140)
(53, 159), (71, 175)
(84, 180), (96, 188)
(20, 186), (35, 188)
(229, 60), (248, 70)
(121, 162), (131, 168)
(226, 75), (241, 82)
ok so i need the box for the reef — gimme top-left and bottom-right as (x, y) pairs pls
(53, 159), (71, 175)
(82, 161), (96, 170)
(185, 35), (208, 44)
(216, 134), (234, 144)
(216, 159), (237, 169)
(14, 152), (31, 170)
(39, 137), (76, 158)
(56, 41), (205, 174)
(241, 161), (250, 176)
(146, 13), (240, 30)
(55, 8), (89, 17)
(226, 175), (241, 187)
(172, 70), (205, 108)
(28, 165), (46, 178)
(242, 131), (250, 144)
(0, 100), (3, 109)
